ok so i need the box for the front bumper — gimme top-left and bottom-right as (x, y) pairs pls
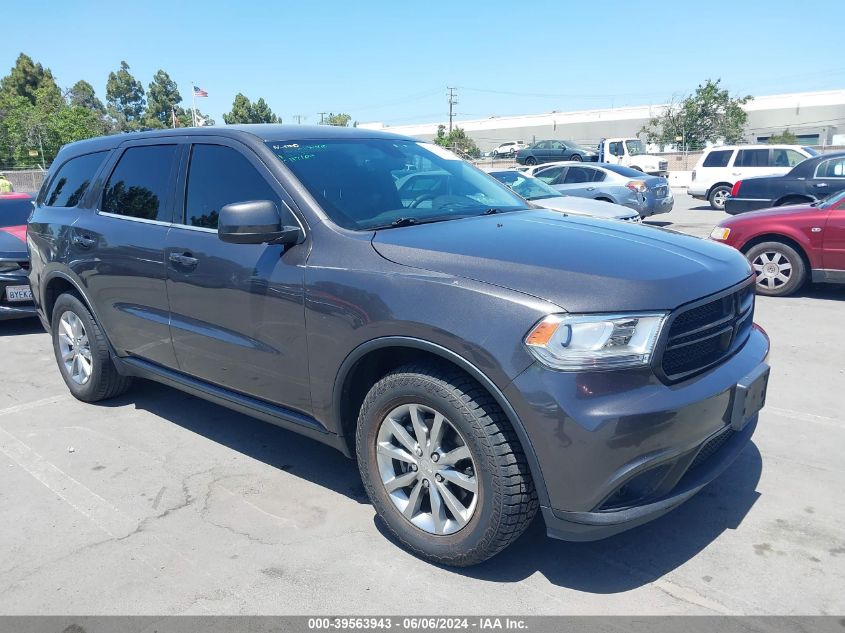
(504, 325), (769, 541)
(724, 197), (771, 215)
(0, 273), (36, 321)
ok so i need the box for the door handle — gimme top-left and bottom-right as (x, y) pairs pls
(814, 182), (828, 188)
(72, 234), (95, 248)
(586, 187), (595, 191)
(169, 252), (198, 269)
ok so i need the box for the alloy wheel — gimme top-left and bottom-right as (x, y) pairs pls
(57, 311), (93, 385)
(712, 189), (729, 208)
(752, 250), (792, 290)
(375, 403), (478, 535)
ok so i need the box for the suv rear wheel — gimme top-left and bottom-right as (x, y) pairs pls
(746, 241), (806, 297)
(708, 185), (731, 210)
(356, 364), (537, 566)
(51, 293), (133, 402)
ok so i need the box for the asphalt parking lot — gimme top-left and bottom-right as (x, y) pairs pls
(1, 190), (843, 615)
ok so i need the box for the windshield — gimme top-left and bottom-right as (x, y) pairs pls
(267, 139), (527, 230)
(489, 171), (561, 200)
(819, 189), (845, 208)
(625, 140), (646, 156)
(802, 146), (819, 157)
(0, 197), (33, 227)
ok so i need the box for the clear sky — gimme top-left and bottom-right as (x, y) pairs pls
(3, 0), (845, 127)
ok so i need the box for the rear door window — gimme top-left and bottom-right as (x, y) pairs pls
(815, 158), (845, 179)
(102, 145), (179, 221)
(535, 166), (564, 184)
(42, 151), (108, 208)
(183, 144), (278, 229)
(702, 150), (732, 168)
(563, 167), (592, 184)
(734, 149), (770, 168)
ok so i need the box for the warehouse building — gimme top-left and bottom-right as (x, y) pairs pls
(359, 89), (845, 152)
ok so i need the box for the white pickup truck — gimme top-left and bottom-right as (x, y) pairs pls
(598, 138), (669, 177)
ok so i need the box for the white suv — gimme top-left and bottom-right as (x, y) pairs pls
(689, 144), (816, 210)
(491, 141), (526, 158)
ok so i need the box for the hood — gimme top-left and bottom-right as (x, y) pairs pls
(372, 210), (751, 313)
(533, 196), (635, 219)
(0, 225), (28, 259)
(725, 203), (814, 224)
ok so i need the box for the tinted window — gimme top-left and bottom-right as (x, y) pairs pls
(702, 150), (732, 168)
(185, 144), (277, 229)
(0, 197), (34, 227)
(102, 145), (178, 221)
(734, 149), (770, 168)
(43, 151), (108, 208)
(563, 167), (593, 184)
(816, 158), (845, 179)
(535, 166), (564, 184)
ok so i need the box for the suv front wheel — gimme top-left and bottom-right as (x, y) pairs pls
(356, 364), (537, 566)
(51, 293), (133, 402)
(709, 185), (731, 210)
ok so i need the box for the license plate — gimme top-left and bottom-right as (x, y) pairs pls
(5, 284), (33, 302)
(730, 364), (770, 431)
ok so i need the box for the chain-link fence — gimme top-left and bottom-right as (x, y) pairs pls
(0, 168), (45, 194)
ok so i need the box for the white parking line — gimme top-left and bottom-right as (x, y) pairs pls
(0, 394), (70, 418)
(766, 407), (842, 427)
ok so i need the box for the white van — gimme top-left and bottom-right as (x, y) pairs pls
(688, 145), (817, 210)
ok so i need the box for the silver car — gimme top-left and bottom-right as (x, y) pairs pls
(530, 162), (674, 218)
(487, 170), (641, 222)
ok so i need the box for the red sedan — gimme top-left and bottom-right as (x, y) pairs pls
(710, 190), (845, 297)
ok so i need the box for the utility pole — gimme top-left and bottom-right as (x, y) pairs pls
(318, 112), (328, 125)
(447, 87), (457, 132)
(293, 114), (305, 125)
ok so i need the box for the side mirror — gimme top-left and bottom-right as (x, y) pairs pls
(218, 200), (302, 246)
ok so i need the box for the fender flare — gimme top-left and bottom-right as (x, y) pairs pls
(40, 270), (114, 344)
(332, 336), (550, 506)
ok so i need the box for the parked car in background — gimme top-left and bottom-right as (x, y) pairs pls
(689, 145), (816, 210)
(725, 152), (845, 215)
(487, 170), (641, 222)
(711, 189), (845, 296)
(532, 162), (674, 218)
(0, 192), (36, 320)
(490, 141), (526, 158)
(516, 140), (598, 166)
(28, 125), (769, 566)
(597, 138), (668, 177)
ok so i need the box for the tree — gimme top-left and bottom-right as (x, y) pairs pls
(222, 93), (280, 124)
(324, 113), (351, 127)
(0, 53), (61, 105)
(67, 80), (105, 113)
(106, 61), (145, 131)
(176, 108), (215, 128)
(144, 70), (182, 128)
(768, 129), (797, 145)
(641, 79), (751, 150)
(433, 125), (481, 158)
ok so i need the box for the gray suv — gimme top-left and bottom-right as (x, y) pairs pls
(28, 126), (770, 566)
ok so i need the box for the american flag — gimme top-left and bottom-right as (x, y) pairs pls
(193, 86), (208, 98)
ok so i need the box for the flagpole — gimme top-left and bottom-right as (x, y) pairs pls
(191, 82), (197, 127)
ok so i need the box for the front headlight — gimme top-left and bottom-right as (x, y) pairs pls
(709, 227), (731, 241)
(525, 313), (667, 371)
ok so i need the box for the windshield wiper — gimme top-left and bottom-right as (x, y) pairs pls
(370, 215), (463, 231)
(390, 217), (418, 227)
(481, 208), (501, 215)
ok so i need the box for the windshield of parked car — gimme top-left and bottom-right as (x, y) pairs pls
(267, 139), (528, 230)
(0, 197), (34, 227)
(819, 189), (845, 208)
(601, 164), (649, 178)
(489, 171), (561, 200)
(625, 140), (646, 156)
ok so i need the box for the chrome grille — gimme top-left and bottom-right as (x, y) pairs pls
(658, 282), (755, 383)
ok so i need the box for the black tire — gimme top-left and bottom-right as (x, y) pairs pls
(51, 293), (133, 402)
(569, 154), (583, 162)
(524, 156), (537, 166)
(356, 364), (537, 567)
(745, 241), (807, 297)
(708, 185), (731, 210)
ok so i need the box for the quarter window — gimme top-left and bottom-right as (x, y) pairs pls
(771, 149), (806, 168)
(535, 166), (564, 184)
(42, 151), (108, 208)
(102, 145), (178, 221)
(184, 144), (278, 229)
(702, 150), (732, 168)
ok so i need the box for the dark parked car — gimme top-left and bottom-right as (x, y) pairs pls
(725, 151), (845, 214)
(515, 140), (598, 166)
(711, 189), (845, 296)
(1, 192), (36, 320)
(28, 126), (770, 566)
